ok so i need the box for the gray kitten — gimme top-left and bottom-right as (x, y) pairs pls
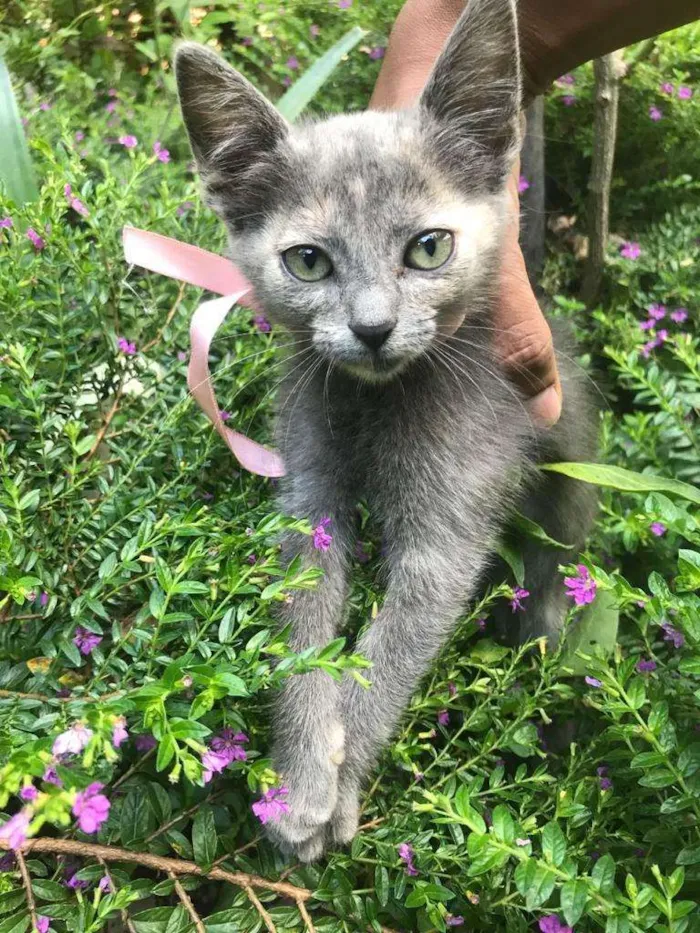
(175, 0), (598, 861)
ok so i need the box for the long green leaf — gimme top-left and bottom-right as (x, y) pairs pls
(276, 26), (367, 122)
(0, 55), (38, 204)
(542, 462), (700, 506)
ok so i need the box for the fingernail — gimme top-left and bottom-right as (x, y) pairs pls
(527, 385), (562, 429)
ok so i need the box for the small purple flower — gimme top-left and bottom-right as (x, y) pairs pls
(649, 105), (663, 121)
(585, 676), (602, 688)
(671, 308), (688, 323)
(53, 722), (93, 756)
(448, 681), (457, 697)
(639, 319), (655, 331)
(678, 86), (693, 100)
(310, 24), (320, 37)
(369, 46), (385, 60)
(562, 95), (576, 106)
(556, 74), (575, 86)
(564, 564), (597, 606)
(73, 782), (111, 833)
(247, 554), (257, 564)
(518, 174), (530, 194)
(599, 776), (613, 791)
(620, 241), (641, 260)
(26, 227), (46, 250)
(39, 101), (52, 112)
(660, 82), (674, 95)
(73, 626), (102, 656)
(20, 785), (38, 802)
(254, 314), (271, 333)
(108, 88), (118, 97)
(398, 842), (418, 876)
(75, 130), (85, 141)
(0, 853), (15, 871)
(641, 339), (656, 358)
(98, 876), (112, 893)
(210, 728), (248, 763)
(637, 658), (657, 673)
(437, 709), (450, 726)
(0, 216), (14, 229)
(43, 766), (62, 786)
(446, 917), (464, 927)
(117, 336), (137, 356)
(135, 734), (157, 752)
(0, 810), (30, 850)
(337, 0), (352, 7)
(510, 587), (529, 612)
(313, 517), (333, 551)
(539, 917), (573, 933)
(219, 409), (231, 421)
(648, 303), (666, 320)
(65, 872), (89, 890)
(118, 135), (138, 149)
(201, 749), (231, 784)
(35, 917), (49, 933)
(112, 716), (128, 748)
(177, 201), (194, 217)
(105, 101), (118, 114)
(286, 56), (299, 70)
(661, 621), (685, 649)
(650, 522), (666, 536)
(252, 786), (290, 824)
(177, 350), (188, 362)
(38, 591), (48, 607)
(281, 77), (292, 87)
(153, 141), (170, 163)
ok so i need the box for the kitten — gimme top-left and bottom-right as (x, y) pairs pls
(175, 0), (598, 861)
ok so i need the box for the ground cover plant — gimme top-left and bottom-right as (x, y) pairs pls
(1, 2), (699, 931)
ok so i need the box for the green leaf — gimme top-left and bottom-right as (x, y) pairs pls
(453, 786), (486, 834)
(591, 853), (616, 894)
(156, 735), (177, 772)
(512, 511), (572, 548)
(192, 805), (217, 868)
(514, 860), (556, 909)
(0, 55), (38, 203)
(421, 883), (455, 903)
(541, 821), (567, 867)
(679, 657), (700, 676)
(211, 672), (248, 697)
(560, 880), (588, 926)
(131, 907), (180, 933)
(375, 865), (390, 907)
(676, 846), (700, 865)
(218, 608), (235, 644)
(638, 768), (676, 788)
(31, 880), (69, 902)
(203, 909), (249, 933)
(491, 805), (515, 844)
(495, 540), (525, 587)
(541, 462), (700, 506)
(277, 27), (367, 122)
(120, 787), (155, 845)
(559, 589), (619, 675)
(605, 916), (630, 933)
(0, 914), (29, 933)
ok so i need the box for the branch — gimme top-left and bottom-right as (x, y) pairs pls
(296, 898), (316, 933)
(16, 850), (38, 931)
(2, 837), (311, 902)
(244, 884), (277, 933)
(98, 857), (137, 933)
(87, 383), (125, 460)
(168, 870), (206, 933)
(142, 282), (187, 352)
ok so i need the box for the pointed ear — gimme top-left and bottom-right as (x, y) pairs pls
(420, 0), (521, 187)
(174, 42), (290, 229)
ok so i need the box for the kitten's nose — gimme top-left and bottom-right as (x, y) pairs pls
(350, 321), (395, 351)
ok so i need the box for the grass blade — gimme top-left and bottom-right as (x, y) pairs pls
(276, 26), (367, 122)
(0, 55), (38, 204)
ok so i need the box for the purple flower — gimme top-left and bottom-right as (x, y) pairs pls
(117, 336), (137, 356)
(135, 734), (157, 752)
(177, 350), (188, 362)
(105, 101), (118, 114)
(254, 314), (271, 333)
(39, 101), (52, 112)
(620, 241), (641, 260)
(637, 658), (657, 673)
(557, 74), (575, 86)
(0, 853), (15, 871)
(108, 88), (118, 97)
(313, 517), (333, 551)
(585, 676), (602, 688)
(201, 749), (231, 783)
(641, 339), (657, 358)
(661, 621), (684, 649)
(281, 77), (292, 87)
(437, 709), (450, 726)
(219, 409), (231, 421)
(247, 554), (257, 564)
(177, 201), (194, 217)
(43, 766), (62, 786)
(118, 135), (138, 149)
(75, 130), (85, 141)
(53, 723), (93, 756)
(337, 0), (352, 7)
(398, 842), (418, 876)
(518, 174), (530, 194)
(252, 786), (290, 824)
(26, 228), (46, 251)
(0, 216), (13, 229)
(562, 95), (576, 106)
(369, 46), (385, 60)
(510, 587), (529, 612)
(20, 786), (38, 802)
(649, 105), (663, 121)
(599, 776), (613, 791)
(448, 681), (457, 697)
(310, 24), (320, 37)
(35, 917), (49, 933)
(98, 876), (112, 893)
(112, 716), (128, 748)
(650, 522), (666, 536)
(678, 86), (693, 100)
(0, 811), (30, 849)
(73, 626), (102, 655)
(65, 872), (89, 890)
(564, 564), (597, 606)
(286, 56), (299, 70)
(210, 728), (248, 763)
(73, 782), (110, 833)
(671, 308), (688, 323)
(38, 592), (48, 607)
(153, 141), (170, 163)
(648, 303), (666, 320)
(660, 82), (674, 95)
(446, 917), (464, 927)
(639, 319), (655, 331)
(539, 917), (573, 933)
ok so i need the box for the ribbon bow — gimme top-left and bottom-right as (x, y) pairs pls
(122, 226), (285, 477)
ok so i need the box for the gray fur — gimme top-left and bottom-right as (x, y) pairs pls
(175, 0), (598, 861)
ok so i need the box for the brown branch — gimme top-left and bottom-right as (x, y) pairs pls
(0, 688), (125, 704)
(168, 870), (206, 933)
(142, 282), (187, 352)
(2, 837), (311, 901)
(296, 898), (316, 933)
(87, 384), (125, 460)
(244, 884), (277, 933)
(17, 850), (38, 931)
(98, 857), (137, 933)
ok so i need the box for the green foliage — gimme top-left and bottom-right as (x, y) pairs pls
(0, 3), (699, 932)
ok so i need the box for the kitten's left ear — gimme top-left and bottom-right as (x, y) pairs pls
(420, 0), (521, 187)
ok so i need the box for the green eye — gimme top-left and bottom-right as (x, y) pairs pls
(282, 245), (333, 282)
(404, 230), (454, 271)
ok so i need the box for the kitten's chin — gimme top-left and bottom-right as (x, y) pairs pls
(340, 359), (408, 383)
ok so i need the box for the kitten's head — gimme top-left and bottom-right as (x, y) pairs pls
(175, 0), (521, 380)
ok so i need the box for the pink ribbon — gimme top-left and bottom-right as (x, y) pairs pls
(122, 225), (285, 477)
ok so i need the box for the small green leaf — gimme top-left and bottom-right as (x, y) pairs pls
(591, 853), (616, 894)
(676, 846), (700, 865)
(491, 805), (515, 844)
(560, 879), (588, 926)
(192, 804), (217, 868)
(559, 589), (619, 675)
(541, 821), (567, 867)
(375, 865), (390, 907)
(156, 735), (177, 772)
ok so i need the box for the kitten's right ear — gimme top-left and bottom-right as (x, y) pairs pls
(174, 43), (289, 227)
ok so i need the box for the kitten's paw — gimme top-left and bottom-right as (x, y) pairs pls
(329, 783), (360, 846)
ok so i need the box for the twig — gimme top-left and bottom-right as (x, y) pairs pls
(168, 870), (206, 933)
(87, 384), (125, 460)
(2, 837), (311, 901)
(296, 898), (316, 933)
(144, 792), (222, 843)
(17, 850), (38, 931)
(0, 688), (124, 704)
(112, 747), (155, 790)
(244, 884), (277, 933)
(142, 282), (187, 352)
(98, 857), (137, 933)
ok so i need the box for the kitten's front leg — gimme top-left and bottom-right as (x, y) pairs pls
(265, 481), (353, 861)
